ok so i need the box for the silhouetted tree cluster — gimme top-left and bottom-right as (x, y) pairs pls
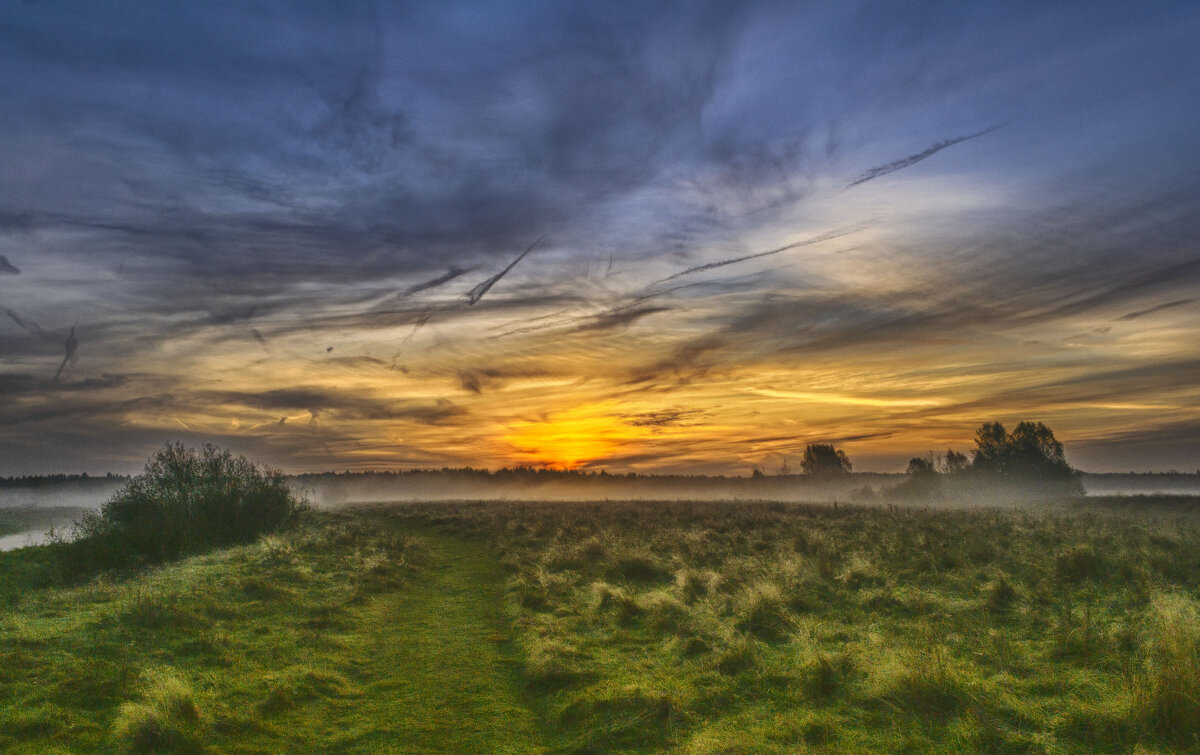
(969, 421), (1075, 481)
(897, 420), (1082, 498)
(799, 444), (852, 476)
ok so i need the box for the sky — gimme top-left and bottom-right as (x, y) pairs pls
(1, 1), (1199, 475)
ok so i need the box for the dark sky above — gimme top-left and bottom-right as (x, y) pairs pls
(1, 1), (1199, 474)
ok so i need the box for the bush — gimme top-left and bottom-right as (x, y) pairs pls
(65, 442), (305, 569)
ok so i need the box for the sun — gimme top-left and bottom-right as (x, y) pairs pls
(504, 404), (645, 469)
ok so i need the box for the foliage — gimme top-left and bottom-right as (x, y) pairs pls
(891, 422), (1083, 500)
(940, 448), (970, 474)
(904, 455), (936, 477)
(799, 443), (852, 476)
(62, 442), (305, 570)
(8, 498), (1200, 752)
(971, 421), (1074, 477)
(893, 454), (941, 499)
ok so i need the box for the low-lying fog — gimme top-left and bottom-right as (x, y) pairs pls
(3, 473), (1198, 551)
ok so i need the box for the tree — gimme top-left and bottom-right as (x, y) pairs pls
(968, 420), (1080, 492)
(894, 452), (940, 499)
(905, 454), (937, 477)
(799, 444), (852, 476)
(939, 449), (970, 474)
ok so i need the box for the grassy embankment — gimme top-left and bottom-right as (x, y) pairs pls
(5, 497), (1200, 752)
(0, 512), (548, 753)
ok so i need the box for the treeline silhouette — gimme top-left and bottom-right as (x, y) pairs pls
(1, 473), (129, 489)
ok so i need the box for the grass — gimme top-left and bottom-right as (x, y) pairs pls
(0, 510), (549, 753)
(396, 498), (1200, 753)
(4, 497), (1200, 752)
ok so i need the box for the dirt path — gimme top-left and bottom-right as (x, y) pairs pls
(329, 530), (549, 754)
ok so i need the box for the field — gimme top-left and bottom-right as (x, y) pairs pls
(3, 497), (1200, 753)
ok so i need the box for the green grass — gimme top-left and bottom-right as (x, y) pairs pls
(0, 511), (551, 753)
(397, 499), (1200, 753)
(4, 499), (1200, 752)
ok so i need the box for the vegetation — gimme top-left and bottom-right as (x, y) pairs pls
(895, 420), (1084, 500)
(59, 443), (306, 571)
(4, 497), (1200, 751)
(799, 443), (853, 476)
(399, 496), (1200, 752)
(0, 511), (472, 753)
(2, 427), (1196, 751)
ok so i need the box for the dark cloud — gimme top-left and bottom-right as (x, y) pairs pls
(1115, 298), (1195, 321)
(0, 255), (19, 274)
(4, 308), (80, 382)
(404, 267), (474, 296)
(653, 227), (860, 284)
(200, 388), (465, 426)
(0, 372), (129, 397)
(623, 409), (706, 428)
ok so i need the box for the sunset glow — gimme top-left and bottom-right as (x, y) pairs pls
(2, 3), (1199, 475)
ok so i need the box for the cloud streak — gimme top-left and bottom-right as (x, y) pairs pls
(847, 126), (1002, 188)
(466, 237), (544, 306)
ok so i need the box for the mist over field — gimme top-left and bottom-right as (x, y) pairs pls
(5, 469), (1198, 515)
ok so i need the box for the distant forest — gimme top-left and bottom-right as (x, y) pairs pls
(3, 468), (1198, 487)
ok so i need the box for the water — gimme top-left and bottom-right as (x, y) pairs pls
(0, 528), (52, 552)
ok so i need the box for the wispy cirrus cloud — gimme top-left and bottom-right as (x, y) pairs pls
(1, 2), (1199, 473)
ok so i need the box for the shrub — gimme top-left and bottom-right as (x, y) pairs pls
(66, 442), (305, 569)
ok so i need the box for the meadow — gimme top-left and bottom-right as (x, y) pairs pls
(3, 496), (1200, 752)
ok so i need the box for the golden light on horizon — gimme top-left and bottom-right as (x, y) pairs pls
(503, 403), (648, 469)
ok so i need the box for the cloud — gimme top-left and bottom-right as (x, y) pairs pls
(200, 388), (466, 425)
(465, 237), (543, 305)
(1115, 298), (1195, 321)
(1, 2), (1200, 473)
(847, 126), (1002, 188)
(622, 408), (707, 428)
(404, 266), (474, 296)
(652, 227), (860, 284)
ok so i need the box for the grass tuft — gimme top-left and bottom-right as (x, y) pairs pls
(1134, 592), (1200, 743)
(111, 667), (204, 754)
(734, 582), (793, 642)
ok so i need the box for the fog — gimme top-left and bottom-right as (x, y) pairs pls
(0, 479), (126, 511)
(291, 472), (898, 509)
(293, 471), (1200, 508)
(1, 471), (1196, 542)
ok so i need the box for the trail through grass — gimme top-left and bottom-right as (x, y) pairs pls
(324, 529), (549, 753)
(0, 515), (551, 753)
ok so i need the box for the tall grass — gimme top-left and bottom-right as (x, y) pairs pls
(391, 497), (1200, 752)
(1135, 593), (1200, 744)
(111, 667), (205, 753)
